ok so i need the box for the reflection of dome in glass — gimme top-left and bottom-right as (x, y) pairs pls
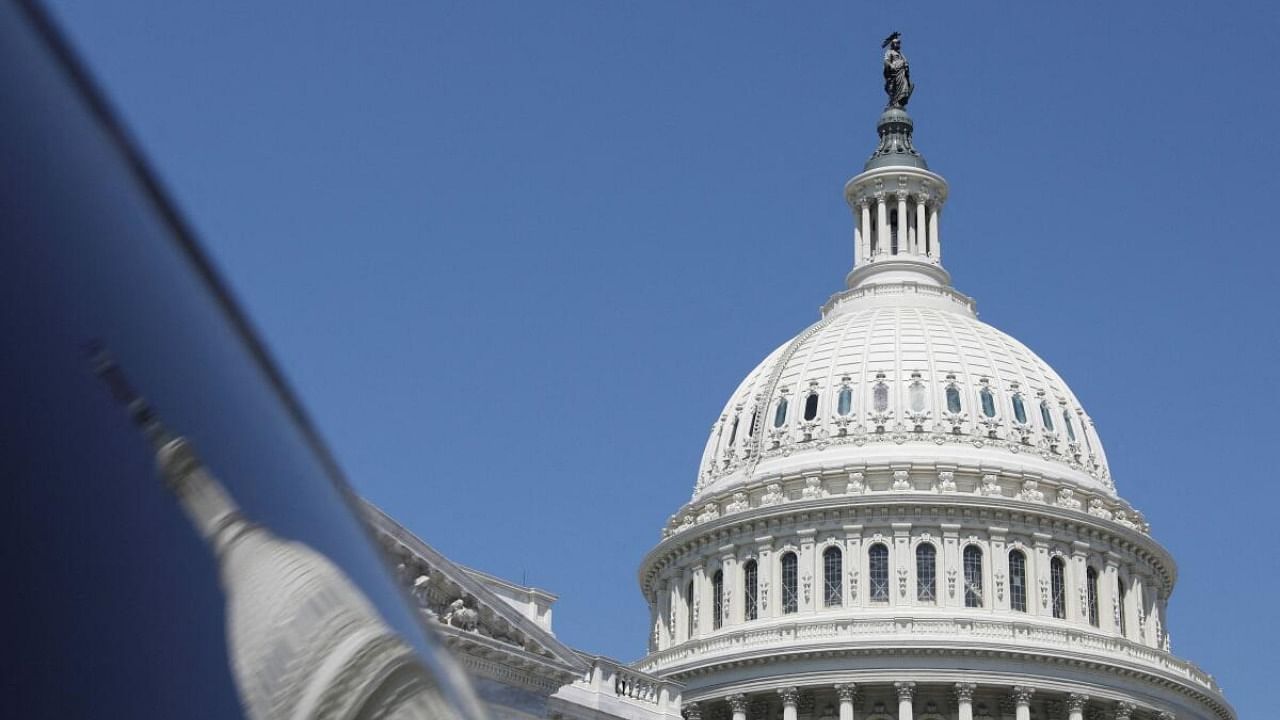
(94, 351), (460, 720)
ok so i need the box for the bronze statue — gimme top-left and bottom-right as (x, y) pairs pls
(882, 31), (913, 109)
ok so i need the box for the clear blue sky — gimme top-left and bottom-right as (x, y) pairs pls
(43, 2), (1278, 716)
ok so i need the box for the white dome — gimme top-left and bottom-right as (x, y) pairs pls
(693, 285), (1112, 504)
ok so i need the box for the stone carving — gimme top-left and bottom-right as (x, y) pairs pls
(726, 492), (750, 514)
(1156, 713), (1176, 720)
(835, 684), (859, 703)
(995, 570), (1006, 601)
(937, 470), (957, 492)
(761, 483), (786, 506)
(1039, 577), (1050, 607)
(411, 574), (432, 605)
(947, 568), (958, 598)
(802, 476), (828, 500)
(727, 694), (749, 714)
(954, 683), (977, 703)
(682, 701), (703, 720)
(1088, 498), (1114, 520)
(882, 32), (914, 109)
(802, 573), (813, 604)
(760, 580), (769, 611)
(1018, 479), (1044, 503)
(778, 687), (800, 707)
(697, 503), (720, 524)
(892, 470), (912, 491)
(1113, 702), (1136, 720)
(898, 566), (909, 596)
(848, 570), (858, 601)
(846, 471), (866, 494)
(1010, 686), (1035, 706)
(894, 681), (916, 701)
(1055, 486), (1082, 510)
(980, 474), (1003, 496)
(1066, 694), (1091, 713)
(441, 598), (479, 631)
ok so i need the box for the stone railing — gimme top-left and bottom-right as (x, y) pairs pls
(550, 654), (683, 720)
(637, 616), (1221, 696)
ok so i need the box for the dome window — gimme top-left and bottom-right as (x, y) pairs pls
(916, 543), (937, 602)
(1086, 567), (1100, 627)
(781, 552), (799, 614)
(908, 381), (927, 412)
(1118, 578), (1128, 637)
(837, 387), (853, 416)
(823, 546), (843, 607)
(803, 392), (819, 422)
(963, 546), (984, 608)
(869, 544), (890, 602)
(980, 387), (997, 418)
(1040, 400), (1055, 431)
(1012, 393), (1027, 424)
(712, 570), (724, 630)
(1050, 556), (1067, 619)
(945, 385), (962, 414)
(1062, 409), (1077, 442)
(685, 580), (695, 639)
(743, 560), (758, 621)
(747, 410), (757, 438)
(727, 416), (739, 447)
(1009, 549), (1028, 612)
(873, 383), (889, 412)
(773, 398), (788, 428)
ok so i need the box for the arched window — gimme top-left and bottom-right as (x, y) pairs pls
(1040, 400), (1055, 431)
(727, 415), (739, 447)
(1009, 549), (1028, 612)
(1086, 567), (1100, 627)
(869, 544), (890, 602)
(1012, 393), (1027, 424)
(1050, 556), (1067, 619)
(1063, 409), (1077, 442)
(773, 398), (788, 428)
(873, 383), (889, 412)
(837, 386), (853, 416)
(1117, 578), (1128, 637)
(781, 552), (799, 614)
(980, 387), (997, 418)
(946, 385), (962, 413)
(916, 543), (937, 602)
(908, 381), (927, 412)
(823, 546), (843, 607)
(743, 560), (758, 621)
(963, 546), (984, 608)
(803, 393), (819, 421)
(712, 570), (724, 630)
(685, 580), (695, 639)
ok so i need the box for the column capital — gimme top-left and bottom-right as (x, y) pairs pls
(1156, 712), (1176, 720)
(1067, 694), (1090, 712)
(727, 694), (749, 713)
(682, 701), (703, 720)
(954, 683), (977, 702)
(778, 687), (800, 707)
(894, 681), (916, 702)
(1011, 686), (1036, 706)
(835, 683), (859, 702)
(1113, 701), (1136, 720)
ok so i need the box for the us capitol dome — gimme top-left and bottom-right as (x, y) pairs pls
(633, 36), (1234, 720)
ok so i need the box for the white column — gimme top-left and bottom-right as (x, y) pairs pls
(720, 551), (736, 629)
(915, 196), (927, 256)
(1012, 686), (1035, 720)
(895, 682), (915, 720)
(779, 687), (799, 720)
(1066, 694), (1089, 720)
(1071, 541), (1090, 624)
(727, 694), (748, 720)
(861, 202), (873, 262)
(928, 203), (940, 261)
(853, 211), (863, 267)
(836, 684), (858, 720)
(1102, 554), (1120, 635)
(955, 683), (976, 720)
(876, 195), (889, 257)
(896, 194), (908, 256)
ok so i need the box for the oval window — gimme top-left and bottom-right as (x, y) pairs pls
(945, 386), (962, 413)
(909, 383), (926, 412)
(1012, 393), (1027, 424)
(980, 388), (996, 418)
(1040, 401), (1055, 431)
(803, 393), (819, 421)
(773, 398), (788, 428)
(837, 387), (852, 416)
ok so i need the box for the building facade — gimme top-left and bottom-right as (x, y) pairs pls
(373, 80), (1234, 720)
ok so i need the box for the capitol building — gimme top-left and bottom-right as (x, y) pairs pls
(368, 45), (1235, 720)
